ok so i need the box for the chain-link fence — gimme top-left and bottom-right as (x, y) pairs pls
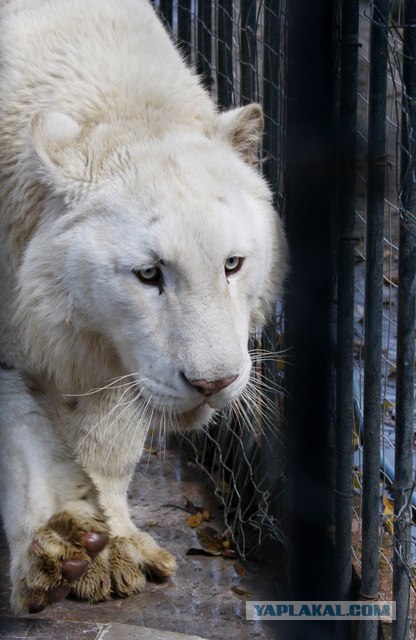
(153, 2), (416, 639)
(151, 0), (289, 561)
(349, 3), (416, 639)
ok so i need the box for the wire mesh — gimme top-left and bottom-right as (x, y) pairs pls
(150, 0), (288, 559)
(352, 2), (416, 638)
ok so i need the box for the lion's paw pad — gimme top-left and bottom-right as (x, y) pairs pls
(12, 510), (109, 614)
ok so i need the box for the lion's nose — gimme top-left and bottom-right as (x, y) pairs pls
(184, 374), (238, 396)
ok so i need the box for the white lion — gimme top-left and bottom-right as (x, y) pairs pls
(0, 0), (287, 614)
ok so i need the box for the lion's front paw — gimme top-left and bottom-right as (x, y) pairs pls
(108, 532), (177, 598)
(12, 512), (176, 613)
(11, 510), (109, 614)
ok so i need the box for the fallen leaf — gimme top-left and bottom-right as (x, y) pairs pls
(186, 547), (219, 557)
(231, 586), (252, 597)
(196, 526), (238, 558)
(235, 562), (247, 577)
(188, 512), (204, 528)
(382, 493), (394, 534)
(197, 526), (223, 553)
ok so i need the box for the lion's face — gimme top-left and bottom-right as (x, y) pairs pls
(17, 109), (286, 430)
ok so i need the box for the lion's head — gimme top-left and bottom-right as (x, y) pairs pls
(16, 105), (287, 430)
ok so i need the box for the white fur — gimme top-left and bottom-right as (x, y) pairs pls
(0, 0), (287, 613)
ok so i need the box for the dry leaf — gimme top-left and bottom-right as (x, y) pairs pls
(186, 547), (219, 557)
(196, 526), (238, 558)
(382, 494), (394, 534)
(235, 562), (247, 577)
(231, 586), (252, 597)
(188, 512), (204, 528)
(197, 526), (223, 553)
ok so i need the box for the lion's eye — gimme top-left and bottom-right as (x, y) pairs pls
(132, 265), (163, 289)
(224, 256), (244, 276)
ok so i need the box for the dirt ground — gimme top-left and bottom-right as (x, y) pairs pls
(0, 446), (284, 640)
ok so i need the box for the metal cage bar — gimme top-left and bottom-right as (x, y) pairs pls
(360, 1), (390, 639)
(335, 1), (360, 638)
(392, 2), (416, 638)
(240, 0), (257, 104)
(196, 0), (212, 91)
(217, 0), (234, 108)
(178, 0), (192, 60)
(159, 0), (173, 27)
(263, 0), (281, 205)
(285, 3), (337, 639)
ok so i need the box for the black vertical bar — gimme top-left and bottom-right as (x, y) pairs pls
(240, 0), (257, 104)
(261, 0), (283, 451)
(261, 0), (281, 438)
(285, 0), (336, 638)
(360, 1), (389, 640)
(196, 1), (212, 91)
(263, 0), (280, 204)
(178, 0), (192, 61)
(159, 0), (173, 28)
(393, 3), (416, 639)
(217, 0), (234, 108)
(335, 2), (359, 640)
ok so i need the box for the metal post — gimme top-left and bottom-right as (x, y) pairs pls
(335, 2), (359, 640)
(285, 0), (336, 638)
(178, 0), (192, 61)
(392, 3), (416, 639)
(261, 0), (281, 436)
(240, 0), (257, 104)
(217, 0), (234, 108)
(360, 1), (389, 639)
(196, 1), (212, 92)
(263, 0), (281, 204)
(261, 0), (281, 397)
(159, 0), (173, 28)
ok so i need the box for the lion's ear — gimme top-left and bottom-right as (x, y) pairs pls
(217, 103), (263, 163)
(30, 111), (90, 189)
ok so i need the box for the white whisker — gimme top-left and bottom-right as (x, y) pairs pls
(62, 372), (147, 398)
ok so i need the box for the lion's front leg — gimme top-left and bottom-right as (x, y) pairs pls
(87, 473), (177, 597)
(0, 370), (111, 614)
(70, 393), (176, 598)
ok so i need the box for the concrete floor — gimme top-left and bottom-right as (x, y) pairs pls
(0, 446), (282, 639)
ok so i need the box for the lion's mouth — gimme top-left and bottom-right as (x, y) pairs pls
(148, 401), (215, 431)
